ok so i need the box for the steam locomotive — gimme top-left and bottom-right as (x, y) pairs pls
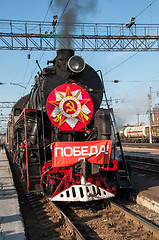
(6, 49), (130, 202)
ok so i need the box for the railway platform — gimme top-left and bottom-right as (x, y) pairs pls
(123, 147), (159, 213)
(0, 149), (26, 240)
(131, 171), (159, 213)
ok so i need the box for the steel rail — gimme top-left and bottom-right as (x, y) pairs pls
(131, 166), (159, 175)
(127, 160), (159, 167)
(126, 159), (159, 175)
(122, 143), (159, 149)
(50, 201), (85, 240)
(27, 192), (86, 240)
(110, 200), (159, 239)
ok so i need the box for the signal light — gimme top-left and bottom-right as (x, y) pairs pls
(68, 55), (85, 73)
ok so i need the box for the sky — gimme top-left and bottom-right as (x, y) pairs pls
(1, 0), (159, 132)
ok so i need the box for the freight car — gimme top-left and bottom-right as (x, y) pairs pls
(6, 49), (130, 202)
(120, 125), (159, 143)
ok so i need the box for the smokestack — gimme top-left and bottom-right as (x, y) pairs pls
(57, 49), (74, 60)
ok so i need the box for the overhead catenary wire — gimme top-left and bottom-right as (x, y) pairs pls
(18, 58), (30, 98)
(22, 0), (72, 97)
(24, 0), (158, 93)
(102, 0), (158, 77)
(43, 0), (54, 22)
(135, 0), (158, 19)
(22, 0), (55, 96)
(103, 53), (138, 76)
(22, 0), (159, 97)
(58, 0), (71, 23)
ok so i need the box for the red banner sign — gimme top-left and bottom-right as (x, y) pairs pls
(52, 140), (112, 167)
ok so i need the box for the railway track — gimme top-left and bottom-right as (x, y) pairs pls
(119, 144), (159, 175)
(7, 150), (159, 240)
(122, 143), (159, 149)
(25, 192), (85, 240)
(126, 160), (159, 175)
(23, 192), (159, 240)
(58, 200), (159, 240)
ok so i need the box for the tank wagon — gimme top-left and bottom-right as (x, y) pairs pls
(120, 125), (159, 143)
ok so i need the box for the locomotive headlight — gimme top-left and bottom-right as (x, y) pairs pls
(68, 55), (85, 73)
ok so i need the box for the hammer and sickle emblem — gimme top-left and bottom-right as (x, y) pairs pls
(66, 101), (76, 113)
(53, 113), (61, 122)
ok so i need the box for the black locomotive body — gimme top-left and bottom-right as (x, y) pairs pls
(6, 49), (130, 201)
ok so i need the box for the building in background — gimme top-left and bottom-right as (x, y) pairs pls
(153, 104), (159, 125)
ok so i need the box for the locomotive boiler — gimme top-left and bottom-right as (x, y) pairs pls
(6, 49), (130, 202)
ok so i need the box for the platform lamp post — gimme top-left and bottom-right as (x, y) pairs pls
(0, 83), (6, 135)
(148, 87), (152, 143)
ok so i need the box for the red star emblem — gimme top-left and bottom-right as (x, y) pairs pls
(46, 84), (93, 131)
